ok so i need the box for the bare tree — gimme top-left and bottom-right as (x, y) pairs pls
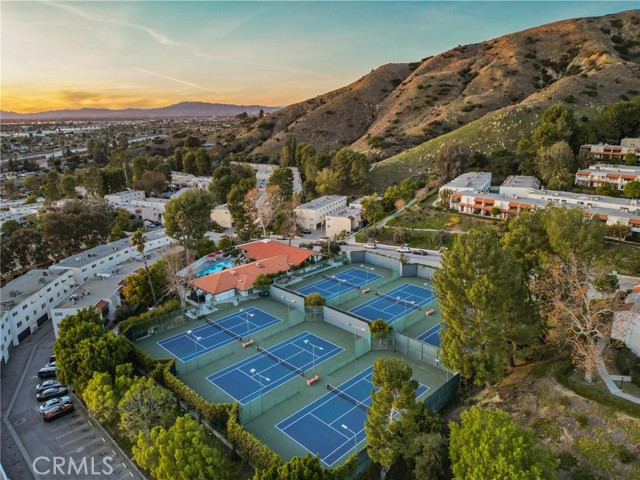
(163, 250), (193, 307)
(245, 184), (285, 238)
(531, 254), (615, 382)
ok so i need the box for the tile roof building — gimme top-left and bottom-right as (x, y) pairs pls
(575, 164), (640, 191)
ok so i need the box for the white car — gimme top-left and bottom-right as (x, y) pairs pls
(364, 243), (377, 249)
(396, 246), (411, 253)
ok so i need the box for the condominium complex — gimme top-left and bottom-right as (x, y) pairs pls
(294, 195), (348, 231)
(325, 205), (363, 238)
(438, 172), (492, 194)
(105, 189), (168, 224)
(575, 164), (640, 190)
(579, 138), (640, 161)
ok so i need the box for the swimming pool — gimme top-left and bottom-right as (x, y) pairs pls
(196, 260), (235, 277)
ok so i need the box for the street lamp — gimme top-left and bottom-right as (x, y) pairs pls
(303, 339), (323, 376)
(186, 330), (202, 357)
(240, 308), (255, 341)
(249, 368), (270, 411)
(341, 424), (357, 456)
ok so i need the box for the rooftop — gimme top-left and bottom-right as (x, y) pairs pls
(576, 164), (640, 175)
(192, 254), (293, 295)
(1, 269), (71, 316)
(53, 229), (167, 269)
(239, 239), (314, 265)
(442, 172), (491, 191)
(500, 175), (541, 189)
(326, 206), (362, 219)
(296, 195), (347, 211)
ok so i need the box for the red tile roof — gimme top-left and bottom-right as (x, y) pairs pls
(192, 254), (292, 295)
(239, 240), (313, 265)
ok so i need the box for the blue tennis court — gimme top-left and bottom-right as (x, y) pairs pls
(350, 283), (436, 324)
(417, 324), (441, 347)
(207, 332), (343, 405)
(157, 307), (281, 361)
(277, 366), (428, 467)
(296, 267), (382, 300)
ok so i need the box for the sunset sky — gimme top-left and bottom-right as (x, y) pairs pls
(2, 1), (636, 113)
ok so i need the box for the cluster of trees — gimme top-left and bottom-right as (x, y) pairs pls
(362, 357), (556, 480)
(278, 136), (370, 196)
(55, 309), (237, 480)
(435, 98), (640, 188)
(360, 179), (420, 224)
(434, 205), (616, 387)
(1, 200), (118, 275)
(170, 147), (219, 177)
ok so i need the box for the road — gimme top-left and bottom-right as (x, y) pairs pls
(1, 321), (144, 480)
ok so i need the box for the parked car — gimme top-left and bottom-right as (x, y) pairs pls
(413, 249), (429, 256)
(49, 355), (56, 363)
(277, 236), (287, 240)
(43, 403), (74, 422)
(364, 243), (377, 249)
(36, 386), (69, 401)
(396, 246), (411, 253)
(36, 380), (64, 393)
(45, 361), (56, 368)
(337, 240), (348, 246)
(38, 366), (57, 379)
(301, 230), (312, 235)
(39, 396), (72, 414)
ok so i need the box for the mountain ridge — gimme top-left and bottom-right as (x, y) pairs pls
(207, 9), (640, 177)
(0, 101), (281, 120)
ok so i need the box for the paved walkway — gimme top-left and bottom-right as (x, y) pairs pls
(595, 337), (640, 405)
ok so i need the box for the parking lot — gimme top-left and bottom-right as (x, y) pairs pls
(1, 321), (143, 480)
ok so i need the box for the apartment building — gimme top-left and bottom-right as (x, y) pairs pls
(325, 206), (362, 238)
(575, 164), (640, 191)
(170, 172), (212, 190)
(499, 176), (542, 196)
(579, 138), (640, 161)
(294, 195), (348, 231)
(105, 190), (168, 224)
(0, 269), (75, 363)
(438, 172), (491, 194)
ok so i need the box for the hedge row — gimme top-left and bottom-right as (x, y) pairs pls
(555, 360), (640, 418)
(227, 404), (281, 471)
(119, 298), (182, 334)
(161, 366), (232, 431)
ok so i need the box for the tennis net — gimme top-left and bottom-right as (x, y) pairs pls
(256, 346), (305, 377)
(327, 384), (370, 413)
(322, 274), (361, 291)
(206, 318), (242, 341)
(375, 291), (422, 310)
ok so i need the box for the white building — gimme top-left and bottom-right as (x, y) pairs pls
(611, 283), (640, 357)
(575, 164), (640, 191)
(211, 204), (233, 229)
(325, 206), (362, 238)
(0, 269), (75, 364)
(439, 172), (491, 194)
(170, 172), (212, 190)
(294, 195), (348, 231)
(48, 229), (171, 286)
(579, 138), (640, 162)
(105, 190), (168, 223)
(499, 176), (541, 196)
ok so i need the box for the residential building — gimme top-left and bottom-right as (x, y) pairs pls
(105, 190), (168, 224)
(325, 206), (362, 238)
(0, 269), (75, 363)
(575, 164), (640, 190)
(211, 203), (233, 228)
(438, 172), (491, 194)
(170, 172), (212, 190)
(48, 229), (171, 285)
(104, 190), (145, 203)
(294, 195), (348, 231)
(449, 190), (640, 235)
(499, 176), (541, 196)
(192, 241), (313, 303)
(579, 138), (640, 161)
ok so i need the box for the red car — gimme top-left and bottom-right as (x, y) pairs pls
(43, 403), (74, 422)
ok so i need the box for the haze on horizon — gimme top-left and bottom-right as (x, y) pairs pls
(1, 1), (636, 114)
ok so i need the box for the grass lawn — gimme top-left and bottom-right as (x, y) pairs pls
(387, 203), (499, 232)
(607, 241), (640, 276)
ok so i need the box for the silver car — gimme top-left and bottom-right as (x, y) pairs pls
(36, 380), (63, 393)
(39, 396), (72, 414)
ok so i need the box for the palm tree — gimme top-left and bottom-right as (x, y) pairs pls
(131, 228), (157, 305)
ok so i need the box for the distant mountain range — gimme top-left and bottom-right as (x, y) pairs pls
(0, 101), (281, 120)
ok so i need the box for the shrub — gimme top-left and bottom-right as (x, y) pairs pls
(227, 405), (280, 470)
(616, 444), (636, 463)
(557, 450), (578, 469)
(531, 417), (561, 441)
(617, 347), (631, 375)
(574, 413), (589, 428)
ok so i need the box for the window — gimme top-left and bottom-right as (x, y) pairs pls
(22, 305), (27, 310)
(82, 268), (87, 272)
(41, 303), (46, 309)
(12, 312), (17, 317)
(55, 282), (59, 287)
(47, 288), (51, 292)
(17, 321), (22, 328)
(26, 316), (29, 322)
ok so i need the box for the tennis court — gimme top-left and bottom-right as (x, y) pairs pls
(277, 365), (428, 467)
(349, 283), (436, 323)
(296, 267), (382, 300)
(157, 307), (281, 361)
(417, 324), (441, 347)
(207, 331), (343, 405)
